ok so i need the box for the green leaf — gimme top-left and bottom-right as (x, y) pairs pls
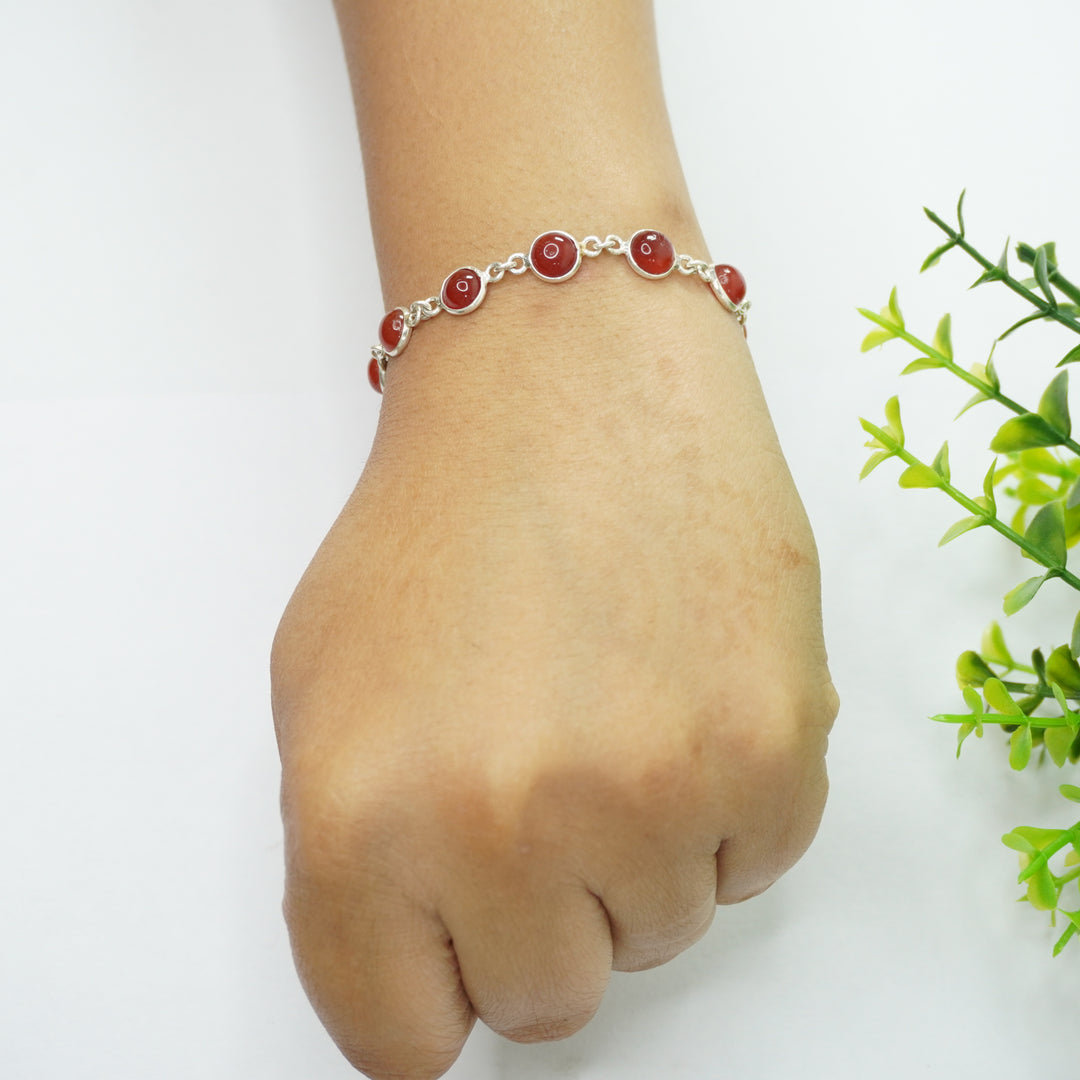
(921, 240), (957, 273)
(1032, 648), (1048, 685)
(956, 650), (995, 687)
(1035, 245), (1057, 307)
(939, 516), (984, 546)
(1026, 861), (1058, 909)
(1047, 644), (1080, 693)
(1003, 574), (1047, 614)
(1061, 784), (1080, 803)
(861, 327), (894, 352)
(1044, 725), (1074, 767)
(982, 459), (998, 515)
(1025, 501), (1067, 568)
(991, 413), (1064, 453)
(1015, 476), (1058, 504)
(973, 241), (1010, 287)
(962, 685), (984, 715)
(1066, 478), (1080, 510)
(1014, 825), (1065, 849)
(1052, 683), (1080, 734)
(984, 346), (1001, 391)
(930, 441), (950, 481)
(887, 287), (904, 329)
(1002, 831), (1037, 856)
(859, 417), (899, 451)
(967, 360), (996, 392)
(859, 450), (893, 480)
(1052, 921), (1078, 957)
(981, 621), (1013, 666)
(1072, 610), (1080, 659)
(955, 189), (966, 236)
(1050, 680), (1073, 719)
(884, 396), (904, 445)
(1010, 722), (1033, 770)
(984, 677), (1023, 716)
(898, 462), (942, 488)
(1018, 448), (1071, 477)
(956, 389), (991, 418)
(901, 357), (942, 374)
(1057, 344), (1080, 367)
(956, 720), (976, 756)
(931, 314), (953, 361)
(1037, 370), (1071, 437)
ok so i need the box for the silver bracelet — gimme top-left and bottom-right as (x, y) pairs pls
(368, 228), (749, 392)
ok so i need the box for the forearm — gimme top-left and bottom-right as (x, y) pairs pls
(333, 0), (703, 303)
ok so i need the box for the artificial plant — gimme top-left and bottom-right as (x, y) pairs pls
(860, 192), (1080, 955)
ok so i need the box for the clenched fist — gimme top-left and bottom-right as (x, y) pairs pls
(271, 277), (837, 1079)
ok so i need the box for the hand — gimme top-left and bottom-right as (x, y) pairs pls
(271, 280), (837, 1079)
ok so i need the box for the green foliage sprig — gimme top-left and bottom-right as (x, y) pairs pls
(859, 192), (1080, 954)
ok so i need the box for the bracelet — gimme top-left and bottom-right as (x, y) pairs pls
(367, 228), (749, 392)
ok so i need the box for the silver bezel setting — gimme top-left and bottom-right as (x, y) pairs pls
(528, 230), (582, 283)
(626, 229), (676, 280)
(709, 269), (751, 323)
(370, 347), (388, 393)
(440, 266), (487, 315)
(710, 273), (738, 313)
(379, 307), (412, 357)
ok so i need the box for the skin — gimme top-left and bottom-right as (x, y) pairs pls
(270, 2), (839, 1077)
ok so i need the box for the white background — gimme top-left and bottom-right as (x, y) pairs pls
(2, 1), (1078, 1076)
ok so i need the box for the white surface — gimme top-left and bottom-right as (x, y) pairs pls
(2, 1), (1078, 1076)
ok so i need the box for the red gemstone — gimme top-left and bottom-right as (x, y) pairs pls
(379, 308), (408, 354)
(628, 230), (675, 278)
(713, 264), (747, 306)
(529, 231), (580, 281)
(441, 267), (484, 313)
(367, 356), (382, 393)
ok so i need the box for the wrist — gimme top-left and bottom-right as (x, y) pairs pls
(362, 249), (753, 491)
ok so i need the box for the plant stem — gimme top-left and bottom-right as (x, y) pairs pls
(926, 209), (1080, 337)
(1057, 866), (1080, 888)
(998, 678), (1074, 699)
(1017, 242), (1080, 308)
(859, 310), (1080, 459)
(862, 419), (1080, 592)
(1018, 822), (1080, 884)
(932, 713), (1075, 726)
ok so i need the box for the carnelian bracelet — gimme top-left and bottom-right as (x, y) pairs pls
(367, 228), (749, 392)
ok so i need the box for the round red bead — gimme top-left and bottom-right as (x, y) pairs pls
(379, 308), (408, 354)
(529, 231), (580, 281)
(713, 264), (747, 306)
(628, 230), (675, 278)
(441, 267), (484, 313)
(367, 356), (382, 393)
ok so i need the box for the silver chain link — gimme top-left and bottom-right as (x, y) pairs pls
(404, 297), (441, 328)
(486, 252), (529, 282)
(676, 253), (714, 282)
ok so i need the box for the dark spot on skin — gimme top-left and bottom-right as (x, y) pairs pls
(775, 539), (809, 571)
